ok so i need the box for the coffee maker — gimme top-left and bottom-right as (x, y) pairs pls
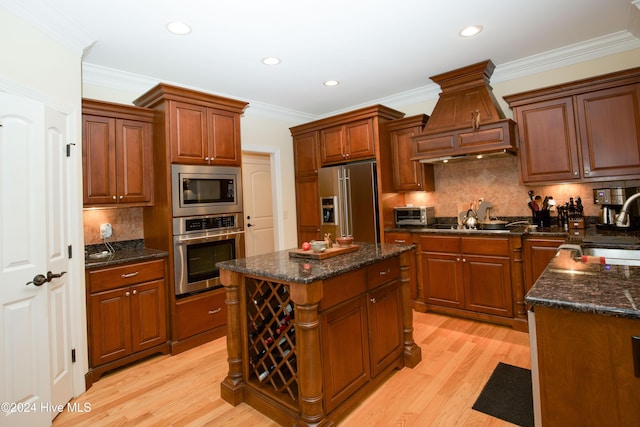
(593, 187), (639, 228)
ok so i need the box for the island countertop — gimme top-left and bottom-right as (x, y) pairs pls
(525, 248), (640, 320)
(216, 242), (415, 284)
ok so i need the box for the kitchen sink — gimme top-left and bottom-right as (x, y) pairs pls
(582, 247), (640, 266)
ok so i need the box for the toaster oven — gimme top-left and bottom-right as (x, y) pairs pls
(394, 206), (435, 226)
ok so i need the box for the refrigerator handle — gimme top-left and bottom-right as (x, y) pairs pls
(343, 168), (352, 237)
(337, 168), (347, 237)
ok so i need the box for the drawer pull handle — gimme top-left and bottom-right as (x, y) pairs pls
(208, 308), (222, 315)
(121, 271), (139, 278)
(394, 239), (406, 243)
(379, 268), (391, 276)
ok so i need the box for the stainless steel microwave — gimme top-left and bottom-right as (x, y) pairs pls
(394, 206), (435, 226)
(171, 164), (243, 217)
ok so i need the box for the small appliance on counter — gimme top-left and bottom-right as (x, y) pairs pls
(394, 206), (435, 227)
(594, 187), (639, 229)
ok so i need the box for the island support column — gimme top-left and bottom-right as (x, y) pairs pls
(220, 269), (245, 404)
(400, 249), (422, 367)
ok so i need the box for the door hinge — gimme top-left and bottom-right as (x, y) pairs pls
(71, 348), (76, 363)
(66, 142), (76, 157)
(68, 244), (73, 259)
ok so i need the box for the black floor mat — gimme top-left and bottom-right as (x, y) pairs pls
(472, 362), (534, 427)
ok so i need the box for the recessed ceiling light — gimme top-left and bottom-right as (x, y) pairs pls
(262, 57), (281, 65)
(167, 21), (192, 35)
(323, 80), (340, 87)
(459, 25), (483, 37)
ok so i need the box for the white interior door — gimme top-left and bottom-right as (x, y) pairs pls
(242, 153), (275, 257)
(0, 92), (73, 426)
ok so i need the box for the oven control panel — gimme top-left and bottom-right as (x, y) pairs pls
(173, 213), (242, 235)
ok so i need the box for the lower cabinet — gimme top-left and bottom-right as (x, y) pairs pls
(86, 258), (169, 384)
(523, 237), (564, 294)
(171, 287), (227, 353)
(320, 258), (403, 413)
(418, 235), (514, 319)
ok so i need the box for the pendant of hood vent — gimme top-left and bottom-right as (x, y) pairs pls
(411, 60), (517, 163)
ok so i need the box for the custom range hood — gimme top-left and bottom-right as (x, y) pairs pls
(412, 60), (517, 164)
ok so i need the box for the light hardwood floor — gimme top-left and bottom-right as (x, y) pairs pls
(53, 312), (531, 426)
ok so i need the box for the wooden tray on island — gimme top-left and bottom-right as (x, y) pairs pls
(289, 244), (359, 260)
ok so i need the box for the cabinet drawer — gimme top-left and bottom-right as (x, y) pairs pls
(461, 237), (509, 256)
(320, 268), (366, 311)
(88, 259), (165, 293)
(175, 288), (226, 340)
(367, 257), (400, 290)
(419, 235), (460, 253)
(385, 232), (413, 244)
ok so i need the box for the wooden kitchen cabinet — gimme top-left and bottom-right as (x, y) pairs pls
(171, 288), (227, 353)
(293, 131), (320, 177)
(505, 67), (640, 184)
(523, 236), (564, 294)
(82, 99), (154, 207)
(418, 235), (514, 319)
(320, 119), (375, 165)
(133, 83), (248, 166)
(86, 258), (169, 383)
(385, 115), (435, 191)
(293, 131), (321, 244)
(534, 306), (640, 426)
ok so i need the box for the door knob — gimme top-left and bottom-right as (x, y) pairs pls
(26, 271), (67, 286)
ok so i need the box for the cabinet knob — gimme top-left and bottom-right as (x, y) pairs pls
(456, 257), (461, 262)
(370, 297), (377, 303)
(132, 289), (137, 295)
(119, 195), (124, 199)
(584, 169), (590, 175)
(112, 196), (116, 200)
(574, 171), (579, 176)
(462, 258), (467, 263)
(205, 157), (210, 161)
(125, 291), (130, 296)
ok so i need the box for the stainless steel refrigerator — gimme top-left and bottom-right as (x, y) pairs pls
(318, 160), (380, 244)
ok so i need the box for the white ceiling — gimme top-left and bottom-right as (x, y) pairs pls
(4, 0), (640, 119)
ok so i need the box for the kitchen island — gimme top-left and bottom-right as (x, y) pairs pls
(526, 247), (640, 426)
(217, 243), (421, 426)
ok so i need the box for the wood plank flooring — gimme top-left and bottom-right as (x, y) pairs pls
(53, 312), (531, 426)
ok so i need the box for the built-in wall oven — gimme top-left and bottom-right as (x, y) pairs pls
(173, 213), (245, 298)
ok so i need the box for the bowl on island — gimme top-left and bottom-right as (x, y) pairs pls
(310, 240), (327, 253)
(336, 236), (354, 247)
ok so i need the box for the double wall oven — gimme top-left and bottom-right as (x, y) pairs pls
(171, 164), (245, 298)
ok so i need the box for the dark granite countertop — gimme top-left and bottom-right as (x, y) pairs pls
(216, 242), (414, 284)
(84, 239), (168, 269)
(526, 248), (640, 320)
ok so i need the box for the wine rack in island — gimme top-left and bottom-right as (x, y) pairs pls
(246, 278), (298, 401)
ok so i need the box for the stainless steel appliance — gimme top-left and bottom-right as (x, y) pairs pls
(171, 164), (242, 217)
(593, 187), (638, 226)
(173, 213), (245, 297)
(394, 206), (435, 226)
(318, 161), (379, 243)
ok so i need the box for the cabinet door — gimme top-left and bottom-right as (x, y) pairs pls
(523, 238), (564, 294)
(462, 254), (513, 317)
(293, 131), (319, 177)
(390, 125), (433, 191)
(89, 288), (132, 367)
(421, 252), (464, 309)
(321, 295), (370, 413)
(130, 279), (167, 353)
(208, 108), (241, 165)
(514, 97), (581, 183)
(116, 118), (153, 204)
(320, 125), (346, 165)
(368, 281), (403, 377)
(576, 84), (640, 179)
(295, 175), (320, 245)
(169, 100), (208, 164)
(344, 119), (375, 161)
(83, 114), (117, 205)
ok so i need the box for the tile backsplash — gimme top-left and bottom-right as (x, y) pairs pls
(405, 156), (640, 220)
(83, 208), (144, 245)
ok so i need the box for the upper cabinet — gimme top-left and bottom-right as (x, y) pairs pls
(320, 119), (375, 165)
(82, 99), (154, 207)
(384, 114), (435, 192)
(505, 66), (640, 184)
(411, 60), (517, 162)
(133, 83), (248, 166)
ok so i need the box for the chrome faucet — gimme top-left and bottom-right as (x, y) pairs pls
(615, 191), (640, 227)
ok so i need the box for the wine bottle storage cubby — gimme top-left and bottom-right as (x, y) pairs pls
(246, 278), (298, 400)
